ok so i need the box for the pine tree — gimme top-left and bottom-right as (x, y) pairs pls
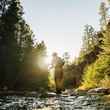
(0, 0), (35, 89)
(16, 20), (35, 89)
(99, 2), (108, 30)
(0, 0), (24, 89)
(81, 22), (110, 89)
(62, 52), (70, 64)
(81, 25), (97, 55)
(0, 0), (49, 90)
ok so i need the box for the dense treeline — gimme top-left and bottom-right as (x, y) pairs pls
(0, 0), (48, 91)
(79, 0), (110, 89)
(63, 32), (102, 89)
(63, 0), (110, 89)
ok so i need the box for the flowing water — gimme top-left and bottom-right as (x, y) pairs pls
(0, 94), (110, 110)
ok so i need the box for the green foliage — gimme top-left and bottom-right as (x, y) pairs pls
(62, 52), (70, 64)
(100, 75), (110, 88)
(81, 25), (98, 55)
(82, 54), (110, 89)
(0, 0), (23, 89)
(0, 0), (48, 91)
(81, 21), (110, 89)
(64, 39), (102, 89)
(99, 2), (108, 30)
(63, 64), (81, 88)
(82, 63), (98, 89)
(78, 1), (110, 90)
(77, 25), (102, 65)
(1, 0), (110, 91)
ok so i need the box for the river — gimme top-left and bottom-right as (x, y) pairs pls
(0, 93), (110, 110)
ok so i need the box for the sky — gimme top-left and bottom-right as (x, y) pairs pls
(21, 0), (101, 59)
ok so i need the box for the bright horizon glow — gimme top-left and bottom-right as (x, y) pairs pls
(21, 0), (101, 59)
(44, 55), (52, 65)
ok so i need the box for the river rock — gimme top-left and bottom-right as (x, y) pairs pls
(88, 87), (110, 94)
(0, 93), (110, 110)
(62, 89), (76, 96)
(46, 92), (56, 97)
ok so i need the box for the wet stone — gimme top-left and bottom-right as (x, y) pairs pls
(0, 93), (109, 110)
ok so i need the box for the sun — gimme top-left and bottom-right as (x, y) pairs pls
(44, 55), (52, 65)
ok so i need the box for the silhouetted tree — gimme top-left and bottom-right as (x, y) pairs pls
(0, 0), (24, 89)
(62, 52), (70, 64)
(0, 0), (49, 91)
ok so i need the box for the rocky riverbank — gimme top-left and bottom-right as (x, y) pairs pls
(0, 89), (110, 110)
(0, 88), (110, 110)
